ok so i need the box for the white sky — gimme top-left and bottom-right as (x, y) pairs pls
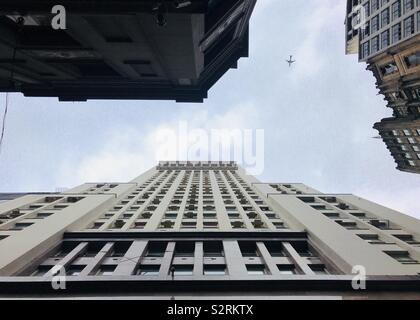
(0, 0), (419, 218)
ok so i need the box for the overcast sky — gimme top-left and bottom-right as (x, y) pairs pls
(0, 0), (419, 218)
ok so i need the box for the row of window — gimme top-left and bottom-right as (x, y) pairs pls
(299, 196), (420, 264)
(361, 13), (419, 58)
(0, 196), (84, 231)
(25, 240), (330, 277)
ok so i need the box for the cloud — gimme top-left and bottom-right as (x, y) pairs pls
(56, 103), (263, 185)
(290, 0), (346, 81)
(253, 0), (276, 14)
(356, 187), (420, 219)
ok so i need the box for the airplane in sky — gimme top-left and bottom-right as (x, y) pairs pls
(286, 55), (296, 67)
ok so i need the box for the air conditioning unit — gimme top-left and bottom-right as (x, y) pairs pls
(232, 221), (244, 228)
(114, 220), (125, 228)
(161, 220), (174, 228)
(10, 210), (21, 218)
(337, 203), (349, 210)
(142, 212), (152, 219)
(253, 219), (264, 228)
(184, 212), (195, 219)
(247, 212), (257, 219)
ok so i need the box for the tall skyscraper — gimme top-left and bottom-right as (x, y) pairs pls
(0, 161), (419, 299)
(345, 0), (420, 174)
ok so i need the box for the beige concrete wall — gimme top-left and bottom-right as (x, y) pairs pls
(0, 194), (114, 276)
(267, 194), (419, 275)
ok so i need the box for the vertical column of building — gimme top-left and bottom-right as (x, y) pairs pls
(146, 170), (186, 230)
(196, 170), (204, 230)
(209, 170), (231, 231)
(113, 241), (148, 276)
(121, 169), (169, 230)
(222, 240), (248, 277)
(226, 171), (276, 230)
(159, 242), (176, 279)
(173, 170), (194, 230)
(218, 169), (254, 230)
(80, 242), (115, 276)
(97, 169), (165, 230)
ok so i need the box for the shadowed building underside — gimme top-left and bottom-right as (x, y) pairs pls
(0, 0), (255, 102)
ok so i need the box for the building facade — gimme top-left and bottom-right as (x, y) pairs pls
(0, 0), (256, 102)
(345, 0), (420, 61)
(0, 161), (419, 299)
(346, 0), (420, 173)
(374, 117), (420, 173)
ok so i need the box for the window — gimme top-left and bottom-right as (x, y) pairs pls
(371, 15), (380, 33)
(405, 52), (420, 67)
(133, 221), (146, 229)
(361, 41), (370, 58)
(381, 62), (398, 75)
(323, 211), (340, 218)
(370, 219), (392, 229)
(386, 251), (419, 264)
(371, 36), (379, 53)
(408, 160), (416, 166)
(403, 16), (415, 37)
(310, 265), (329, 275)
(90, 222), (104, 230)
(403, 129), (412, 136)
(246, 265), (267, 275)
(381, 29), (390, 48)
(392, 23), (401, 42)
(31, 266), (51, 276)
(264, 241), (285, 257)
(381, 8), (390, 26)
(203, 265), (227, 275)
(393, 234), (420, 244)
(11, 222), (33, 231)
(391, 1), (401, 20)
(297, 249), (314, 257)
(96, 265), (116, 276)
(239, 241), (258, 257)
(110, 242), (130, 257)
(363, 2), (370, 17)
(37, 212), (53, 218)
(277, 265), (296, 275)
(403, 0), (414, 12)
(272, 222), (286, 229)
(418, 11), (420, 31)
(171, 265), (193, 276)
(174, 242), (195, 257)
(164, 213), (177, 219)
(203, 213), (216, 218)
(136, 265), (160, 276)
(203, 241), (224, 257)
(372, 0), (380, 12)
(203, 221), (218, 229)
(66, 265), (86, 276)
(181, 221), (196, 229)
(146, 241), (167, 257)
(358, 233), (380, 240)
